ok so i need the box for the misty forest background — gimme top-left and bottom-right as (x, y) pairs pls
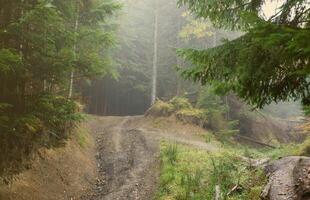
(0, 0), (309, 184)
(87, 0), (241, 116)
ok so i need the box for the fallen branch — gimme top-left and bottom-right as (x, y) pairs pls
(235, 134), (276, 148)
(227, 184), (242, 196)
(215, 185), (221, 200)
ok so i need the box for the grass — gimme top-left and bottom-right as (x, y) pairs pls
(221, 135), (310, 161)
(156, 141), (267, 200)
(75, 126), (90, 148)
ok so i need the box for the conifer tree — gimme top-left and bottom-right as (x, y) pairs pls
(0, 0), (120, 180)
(178, 0), (310, 108)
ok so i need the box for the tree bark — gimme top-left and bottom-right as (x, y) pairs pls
(176, 15), (182, 96)
(151, 0), (158, 105)
(69, 3), (79, 98)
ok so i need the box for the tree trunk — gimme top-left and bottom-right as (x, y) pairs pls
(176, 16), (182, 96)
(69, 4), (79, 98)
(151, 0), (158, 105)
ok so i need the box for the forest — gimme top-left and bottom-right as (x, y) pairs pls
(0, 0), (309, 200)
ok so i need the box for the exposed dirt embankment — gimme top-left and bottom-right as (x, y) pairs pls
(0, 124), (97, 200)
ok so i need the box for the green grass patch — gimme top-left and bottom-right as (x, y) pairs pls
(75, 127), (90, 148)
(156, 141), (267, 200)
(222, 136), (310, 161)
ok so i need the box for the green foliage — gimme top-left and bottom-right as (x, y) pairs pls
(156, 142), (267, 200)
(146, 100), (175, 117)
(169, 97), (193, 111)
(296, 137), (310, 157)
(303, 105), (310, 116)
(179, 11), (213, 41)
(27, 94), (82, 141)
(76, 126), (90, 148)
(147, 97), (194, 117)
(196, 86), (234, 133)
(207, 110), (227, 132)
(0, 94), (80, 182)
(0, 0), (119, 181)
(178, 0), (309, 30)
(178, 0), (310, 108)
(176, 108), (205, 118)
(175, 108), (207, 127)
(0, 49), (22, 74)
(162, 143), (178, 165)
(197, 86), (227, 113)
(227, 137), (310, 161)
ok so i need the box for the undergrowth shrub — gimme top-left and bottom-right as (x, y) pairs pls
(208, 110), (228, 131)
(0, 93), (81, 183)
(303, 105), (310, 116)
(175, 108), (208, 127)
(145, 100), (174, 117)
(296, 137), (310, 156)
(169, 97), (192, 110)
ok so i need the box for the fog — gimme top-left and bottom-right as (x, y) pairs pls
(85, 0), (303, 118)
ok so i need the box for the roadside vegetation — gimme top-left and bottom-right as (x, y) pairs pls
(156, 142), (267, 200)
(0, 0), (120, 182)
(156, 135), (310, 200)
(149, 95), (310, 200)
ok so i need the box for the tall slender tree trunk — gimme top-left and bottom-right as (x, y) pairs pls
(176, 16), (182, 96)
(69, 4), (79, 98)
(151, 0), (158, 105)
(19, 0), (25, 111)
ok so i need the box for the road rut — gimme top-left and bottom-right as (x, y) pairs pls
(81, 116), (159, 200)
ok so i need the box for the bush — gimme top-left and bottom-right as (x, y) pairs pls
(169, 97), (193, 110)
(175, 108), (208, 127)
(303, 105), (310, 116)
(297, 137), (310, 156)
(145, 100), (174, 117)
(0, 93), (81, 182)
(208, 110), (228, 131)
(28, 94), (81, 144)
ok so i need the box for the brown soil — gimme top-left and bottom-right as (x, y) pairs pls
(0, 124), (97, 200)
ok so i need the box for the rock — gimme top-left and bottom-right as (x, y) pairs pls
(293, 158), (310, 199)
(261, 156), (310, 200)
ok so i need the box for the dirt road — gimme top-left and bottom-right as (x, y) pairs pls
(80, 116), (159, 200)
(80, 116), (217, 200)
